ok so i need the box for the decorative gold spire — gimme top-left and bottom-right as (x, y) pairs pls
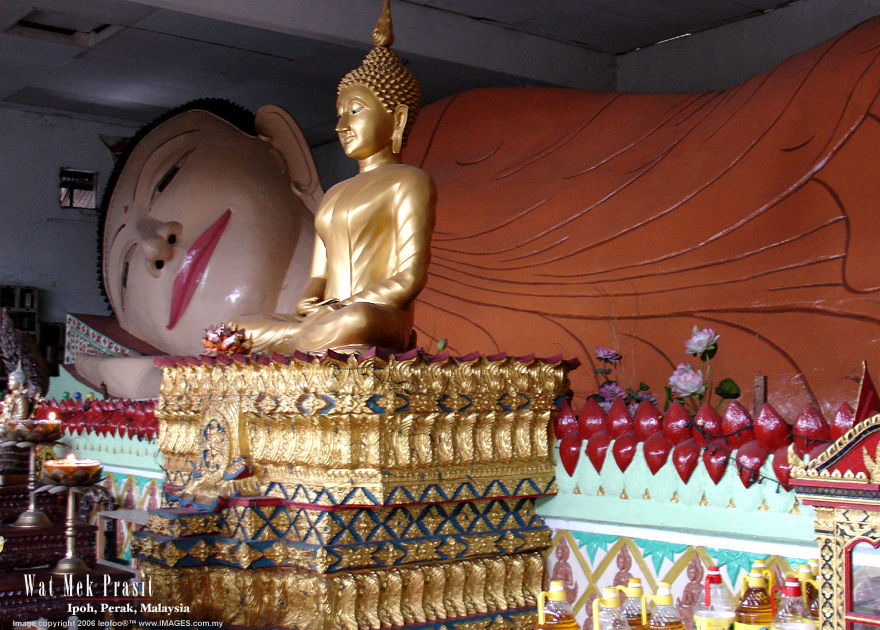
(339, 0), (422, 144)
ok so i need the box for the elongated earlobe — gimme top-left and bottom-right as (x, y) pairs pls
(392, 104), (408, 154)
(255, 105), (323, 213)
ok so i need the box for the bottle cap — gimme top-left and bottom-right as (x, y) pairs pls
(627, 577), (643, 596)
(705, 567), (723, 606)
(548, 580), (566, 601)
(797, 564), (812, 578)
(602, 586), (621, 607)
(653, 581), (674, 606)
(747, 571), (767, 587)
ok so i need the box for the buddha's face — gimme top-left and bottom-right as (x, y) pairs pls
(335, 85), (396, 160)
(103, 110), (311, 355)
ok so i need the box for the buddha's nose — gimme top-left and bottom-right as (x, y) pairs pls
(138, 218), (182, 275)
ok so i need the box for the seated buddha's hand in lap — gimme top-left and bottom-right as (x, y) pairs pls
(297, 295), (338, 317)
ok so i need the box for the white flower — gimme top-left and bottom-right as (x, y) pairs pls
(669, 362), (705, 397)
(685, 325), (719, 356)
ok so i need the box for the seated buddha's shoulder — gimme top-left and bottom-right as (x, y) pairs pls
(376, 163), (432, 184)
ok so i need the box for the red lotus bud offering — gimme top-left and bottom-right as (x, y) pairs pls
(559, 434), (582, 476)
(663, 401), (692, 445)
(644, 431), (672, 474)
(772, 444), (793, 489)
(703, 446), (729, 484)
(578, 397), (606, 439)
(792, 404), (830, 458)
(830, 402), (855, 440)
(721, 401), (754, 449)
(633, 401), (662, 442)
(605, 398), (633, 439)
(693, 403), (722, 447)
(672, 438), (700, 483)
(553, 399), (578, 439)
(587, 430), (612, 473)
(754, 404), (791, 450)
(612, 431), (638, 472)
(736, 440), (769, 488)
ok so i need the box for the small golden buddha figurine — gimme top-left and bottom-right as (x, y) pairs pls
(211, 0), (436, 355)
(1, 366), (32, 425)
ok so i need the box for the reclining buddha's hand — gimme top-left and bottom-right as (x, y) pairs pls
(201, 322), (252, 356)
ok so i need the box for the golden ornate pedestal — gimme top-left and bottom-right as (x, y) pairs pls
(136, 350), (575, 628)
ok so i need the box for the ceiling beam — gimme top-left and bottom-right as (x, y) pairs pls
(127, 0), (616, 91)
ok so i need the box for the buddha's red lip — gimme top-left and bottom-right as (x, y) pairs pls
(167, 209), (231, 330)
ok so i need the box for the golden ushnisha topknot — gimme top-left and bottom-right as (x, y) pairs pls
(338, 0), (422, 145)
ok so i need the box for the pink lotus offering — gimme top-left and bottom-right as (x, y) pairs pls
(42, 452), (102, 485)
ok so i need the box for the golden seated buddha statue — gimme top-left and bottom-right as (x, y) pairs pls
(209, 0), (436, 356)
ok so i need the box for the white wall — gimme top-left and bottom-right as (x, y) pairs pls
(0, 105), (138, 322)
(618, 0), (880, 93)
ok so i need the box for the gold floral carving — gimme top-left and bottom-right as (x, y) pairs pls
(236, 543), (262, 568)
(186, 539), (213, 563)
(438, 537), (468, 558)
(156, 355), (569, 504)
(373, 543), (406, 565)
(465, 534), (505, 558)
(147, 354), (570, 627)
(143, 552), (544, 627)
(261, 542), (288, 566)
(163, 542), (188, 567)
(332, 544), (378, 570)
(404, 539), (441, 563)
(212, 541), (237, 565)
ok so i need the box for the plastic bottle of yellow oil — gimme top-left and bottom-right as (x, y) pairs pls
(645, 582), (684, 630)
(593, 586), (630, 630)
(620, 578), (648, 630)
(537, 580), (579, 630)
(735, 570), (773, 630)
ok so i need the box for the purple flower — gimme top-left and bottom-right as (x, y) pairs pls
(685, 325), (719, 356)
(599, 382), (625, 401)
(669, 362), (705, 397)
(598, 400), (612, 414)
(595, 346), (622, 363)
(635, 390), (659, 406)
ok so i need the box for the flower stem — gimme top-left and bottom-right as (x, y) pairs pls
(704, 358), (713, 408)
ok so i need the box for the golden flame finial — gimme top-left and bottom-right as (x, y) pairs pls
(372, 0), (393, 48)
